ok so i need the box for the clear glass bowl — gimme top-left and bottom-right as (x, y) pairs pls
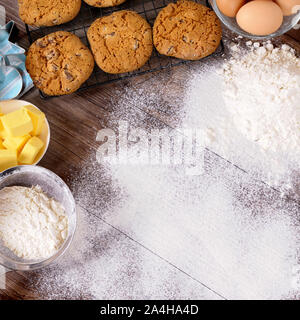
(209, 0), (300, 40)
(0, 166), (77, 271)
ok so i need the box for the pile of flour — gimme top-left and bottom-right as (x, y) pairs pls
(184, 41), (300, 196)
(221, 41), (300, 158)
(0, 186), (68, 260)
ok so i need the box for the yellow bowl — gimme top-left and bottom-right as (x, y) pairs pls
(0, 99), (50, 170)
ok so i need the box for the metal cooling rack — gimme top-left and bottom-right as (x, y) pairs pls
(24, 0), (224, 98)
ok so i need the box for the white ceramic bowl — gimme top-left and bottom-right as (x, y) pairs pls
(0, 99), (50, 170)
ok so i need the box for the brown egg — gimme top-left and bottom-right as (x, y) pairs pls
(275, 0), (300, 16)
(236, 1), (283, 35)
(216, 0), (246, 17)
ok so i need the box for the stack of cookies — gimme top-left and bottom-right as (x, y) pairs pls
(21, 0), (222, 96)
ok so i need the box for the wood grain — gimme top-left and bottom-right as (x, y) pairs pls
(0, 0), (299, 300)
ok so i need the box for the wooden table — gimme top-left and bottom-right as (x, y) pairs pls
(0, 0), (299, 300)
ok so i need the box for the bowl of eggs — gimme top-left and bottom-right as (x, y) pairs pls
(210, 0), (300, 40)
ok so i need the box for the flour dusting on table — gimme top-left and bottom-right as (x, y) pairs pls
(26, 40), (300, 299)
(29, 154), (300, 299)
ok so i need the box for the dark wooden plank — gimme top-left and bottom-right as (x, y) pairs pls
(288, 29), (300, 42)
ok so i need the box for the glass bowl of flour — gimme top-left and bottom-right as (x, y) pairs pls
(0, 165), (77, 270)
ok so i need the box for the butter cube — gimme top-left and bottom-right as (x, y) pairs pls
(0, 119), (9, 139)
(1, 109), (33, 137)
(23, 105), (45, 136)
(0, 150), (18, 171)
(3, 135), (31, 153)
(0, 140), (5, 149)
(18, 137), (44, 164)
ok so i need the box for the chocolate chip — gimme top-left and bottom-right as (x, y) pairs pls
(36, 40), (47, 48)
(64, 70), (74, 81)
(105, 32), (115, 38)
(51, 64), (59, 72)
(48, 37), (56, 44)
(45, 49), (58, 60)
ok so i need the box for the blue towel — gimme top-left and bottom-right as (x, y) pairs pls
(0, 21), (33, 100)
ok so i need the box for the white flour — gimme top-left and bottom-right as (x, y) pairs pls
(0, 186), (68, 260)
(183, 41), (300, 196)
(31, 205), (220, 300)
(221, 42), (300, 158)
(31, 158), (300, 300)
(24, 41), (300, 299)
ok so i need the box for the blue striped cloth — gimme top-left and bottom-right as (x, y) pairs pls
(0, 21), (33, 100)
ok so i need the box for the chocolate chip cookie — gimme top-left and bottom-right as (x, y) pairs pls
(83, 0), (127, 7)
(153, 1), (222, 60)
(18, 0), (81, 27)
(87, 10), (153, 74)
(26, 31), (95, 96)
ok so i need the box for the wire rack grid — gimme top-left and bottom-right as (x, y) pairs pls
(24, 0), (224, 98)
